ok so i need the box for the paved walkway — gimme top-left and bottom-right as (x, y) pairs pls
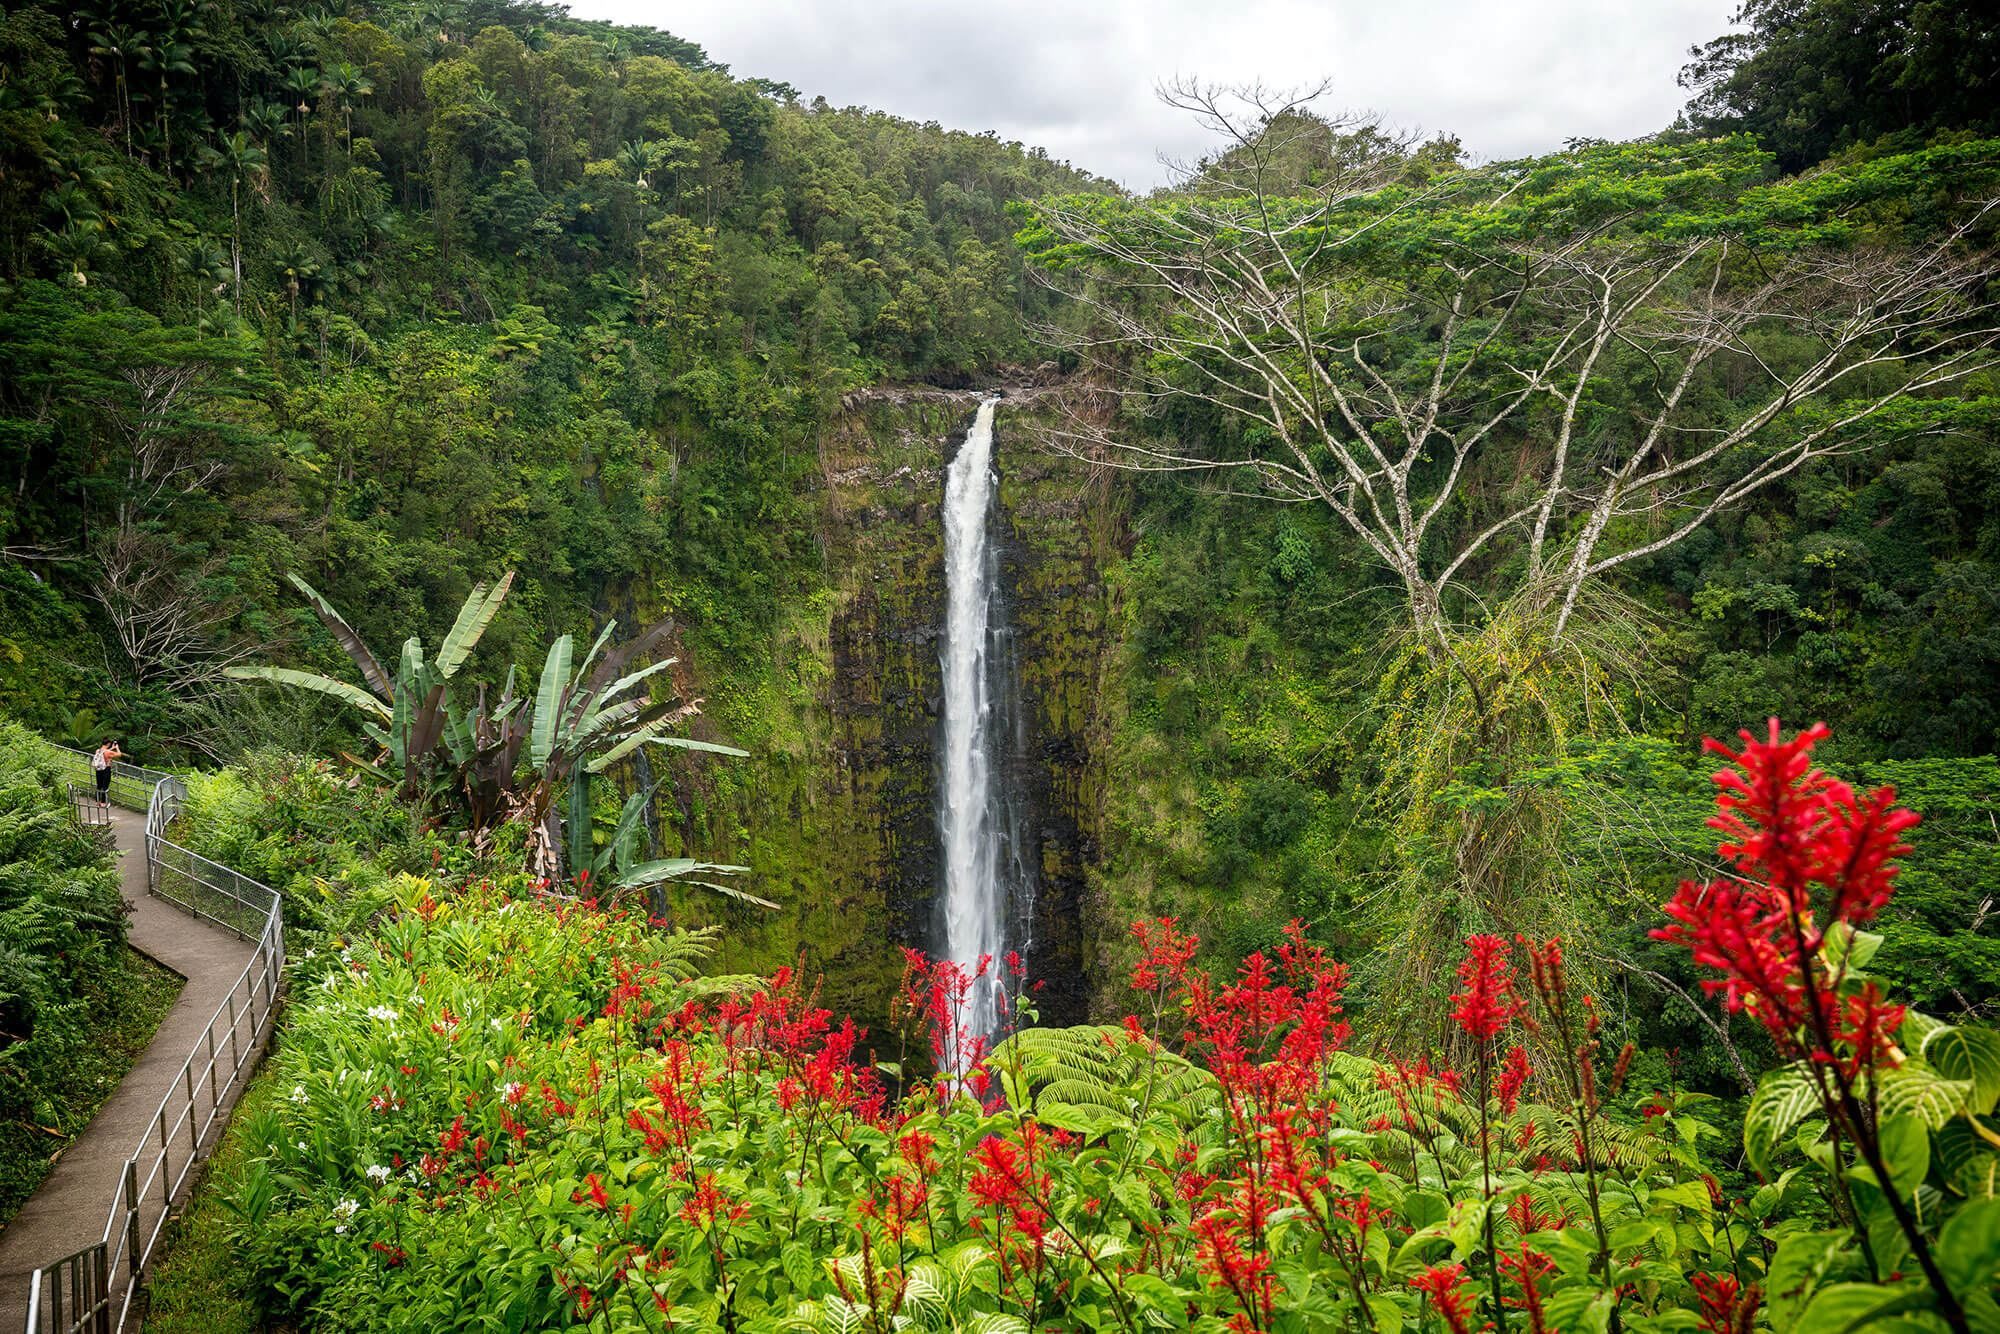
(0, 807), (262, 1327)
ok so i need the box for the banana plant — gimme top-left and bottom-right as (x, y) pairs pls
(584, 785), (774, 911)
(227, 571), (512, 805)
(507, 616), (752, 890)
(226, 572), (768, 908)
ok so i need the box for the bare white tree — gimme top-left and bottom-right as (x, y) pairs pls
(1024, 82), (2000, 645)
(88, 360), (250, 715)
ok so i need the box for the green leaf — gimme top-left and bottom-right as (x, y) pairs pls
(1923, 1027), (2000, 1112)
(1878, 1065), (1973, 1130)
(1877, 1115), (1931, 1197)
(224, 666), (392, 723)
(435, 571), (513, 679)
(1938, 1198), (2000, 1295)
(616, 859), (775, 908)
(1823, 920), (1885, 972)
(531, 634), (573, 770)
(286, 572), (392, 698)
(650, 735), (749, 757)
(1794, 1282), (1930, 1333)
(1766, 1229), (1849, 1330)
(1747, 1061), (1823, 1175)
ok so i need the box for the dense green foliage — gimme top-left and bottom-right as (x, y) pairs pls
(165, 737), (2000, 1332)
(0, 0), (1100, 758)
(0, 719), (181, 1221)
(1678, 0), (2000, 173)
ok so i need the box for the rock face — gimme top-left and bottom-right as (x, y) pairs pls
(662, 389), (1120, 1046)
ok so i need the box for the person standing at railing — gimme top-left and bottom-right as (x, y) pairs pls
(91, 739), (122, 815)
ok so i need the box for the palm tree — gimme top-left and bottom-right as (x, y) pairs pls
(282, 66), (318, 170)
(322, 62), (374, 151)
(86, 22), (148, 156)
(200, 132), (266, 313)
(136, 34), (196, 169)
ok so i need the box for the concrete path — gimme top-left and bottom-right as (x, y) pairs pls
(0, 807), (262, 1327)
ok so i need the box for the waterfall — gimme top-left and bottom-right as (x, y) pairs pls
(937, 396), (1032, 1067)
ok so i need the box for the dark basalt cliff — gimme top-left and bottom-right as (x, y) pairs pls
(655, 388), (1123, 1043)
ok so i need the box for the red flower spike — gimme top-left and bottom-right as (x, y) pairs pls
(1692, 1273), (1761, 1334)
(1497, 1044), (1531, 1114)
(1452, 934), (1524, 1040)
(1409, 1263), (1481, 1334)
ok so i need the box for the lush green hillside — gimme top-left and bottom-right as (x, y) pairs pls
(0, 0), (1100, 760)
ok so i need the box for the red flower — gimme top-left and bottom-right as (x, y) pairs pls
(1496, 1044), (1531, 1114)
(1499, 1245), (1556, 1334)
(1691, 1273), (1761, 1334)
(679, 1173), (747, 1229)
(1452, 934), (1524, 1040)
(1650, 721), (1920, 1066)
(1409, 1263), (1479, 1334)
(1193, 1213), (1274, 1325)
(1129, 917), (1200, 993)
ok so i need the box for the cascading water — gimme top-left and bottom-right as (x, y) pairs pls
(936, 396), (1034, 1068)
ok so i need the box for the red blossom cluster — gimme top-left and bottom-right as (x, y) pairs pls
(1451, 934), (1523, 1040)
(1409, 1263), (1480, 1334)
(1691, 1273), (1761, 1334)
(1652, 720), (1917, 1069)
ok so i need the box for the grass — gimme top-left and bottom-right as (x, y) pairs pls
(0, 946), (183, 1227)
(138, 1058), (278, 1334)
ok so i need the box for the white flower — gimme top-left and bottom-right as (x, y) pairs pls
(332, 1197), (360, 1233)
(490, 1017), (506, 1031)
(365, 1164), (391, 1184)
(409, 992), (424, 1007)
(302, 948), (317, 960)
(499, 1080), (523, 1104)
(318, 973), (341, 991)
(297, 1140), (309, 1152)
(366, 1006), (399, 1023)
(290, 1084), (308, 1105)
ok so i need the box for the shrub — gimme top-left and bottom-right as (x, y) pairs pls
(174, 751), (460, 939)
(222, 722), (2000, 1331)
(0, 718), (131, 1209)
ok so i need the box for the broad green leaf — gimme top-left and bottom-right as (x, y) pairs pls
(286, 572), (391, 698)
(1939, 1198), (2000, 1294)
(1766, 1229), (1849, 1330)
(1795, 1282), (1931, 1333)
(1822, 920), (1884, 973)
(650, 735), (750, 757)
(530, 634), (573, 770)
(225, 666), (392, 722)
(1747, 1061), (1823, 1175)
(1934, 1118), (2000, 1200)
(1652, 1180), (1715, 1214)
(584, 713), (682, 771)
(1923, 1027), (2000, 1112)
(435, 570), (513, 678)
(1878, 1114), (1930, 1196)
(600, 654), (679, 706)
(1878, 1065), (1973, 1130)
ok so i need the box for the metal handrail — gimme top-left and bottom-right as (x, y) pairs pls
(27, 755), (285, 1333)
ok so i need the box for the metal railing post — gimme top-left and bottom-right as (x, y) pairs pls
(121, 1159), (140, 1282)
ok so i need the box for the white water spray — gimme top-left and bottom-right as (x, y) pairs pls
(937, 397), (1028, 1063)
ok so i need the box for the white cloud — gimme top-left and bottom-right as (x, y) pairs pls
(572, 0), (1736, 188)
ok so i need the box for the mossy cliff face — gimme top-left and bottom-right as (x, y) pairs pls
(657, 389), (1121, 1040)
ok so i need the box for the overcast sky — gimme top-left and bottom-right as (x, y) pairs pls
(563, 1), (1738, 189)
